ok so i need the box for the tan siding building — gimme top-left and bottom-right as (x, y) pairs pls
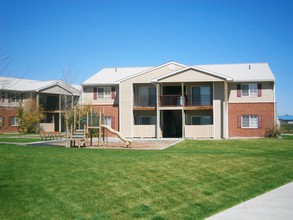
(82, 61), (276, 139)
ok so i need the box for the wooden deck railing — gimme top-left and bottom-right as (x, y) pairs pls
(133, 96), (156, 107)
(159, 95), (212, 107)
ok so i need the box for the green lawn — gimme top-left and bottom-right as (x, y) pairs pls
(282, 134), (293, 140)
(0, 137), (42, 143)
(0, 134), (41, 143)
(1, 139), (293, 219)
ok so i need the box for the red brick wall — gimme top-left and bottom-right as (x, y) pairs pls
(90, 105), (119, 131)
(228, 103), (275, 137)
(0, 107), (19, 133)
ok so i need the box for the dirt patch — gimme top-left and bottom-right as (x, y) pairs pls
(86, 139), (181, 150)
(30, 138), (182, 150)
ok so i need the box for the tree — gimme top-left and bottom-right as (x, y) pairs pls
(68, 104), (91, 130)
(61, 65), (82, 147)
(18, 99), (45, 133)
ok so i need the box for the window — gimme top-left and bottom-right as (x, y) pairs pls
(192, 86), (211, 106)
(191, 116), (212, 125)
(238, 83), (261, 97)
(104, 116), (112, 127)
(0, 116), (3, 127)
(135, 86), (156, 107)
(241, 83), (257, 97)
(138, 116), (156, 125)
(97, 87), (111, 99)
(9, 93), (21, 102)
(10, 117), (19, 126)
(241, 115), (259, 128)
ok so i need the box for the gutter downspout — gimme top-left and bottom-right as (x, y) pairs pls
(117, 84), (120, 133)
(213, 82), (216, 139)
(273, 81), (277, 127)
(130, 83), (134, 138)
(224, 81), (229, 139)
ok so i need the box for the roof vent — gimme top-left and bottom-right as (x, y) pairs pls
(115, 68), (117, 72)
(169, 64), (175, 70)
(248, 65), (251, 69)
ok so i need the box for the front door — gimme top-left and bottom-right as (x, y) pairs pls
(162, 110), (182, 138)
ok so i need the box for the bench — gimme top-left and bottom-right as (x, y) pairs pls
(40, 131), (64, 141)
(51, 131), (64, 139)
(40, 132), (51, 141)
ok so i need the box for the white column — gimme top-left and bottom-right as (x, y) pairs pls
(156, 83), (161, 138)
(181, 82), (185, 138)
(59, 95), (62, 132)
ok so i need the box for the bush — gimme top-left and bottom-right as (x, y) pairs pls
(88, 128), (99, 137)
(264, 124), (280, 138)
(18, 100), (45, 134)
(280, 124), (293, 134)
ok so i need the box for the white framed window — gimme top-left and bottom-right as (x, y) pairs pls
(10, 117), (19, 126)
(241, 83), (257, 97)
(139, 116), (156, 125)
(10, 93), (21, 102)
(241, 115), (258, 128)
(191, 116), (212, 125)
(97, 87), (111, 99)
(104, 116), (112, 127)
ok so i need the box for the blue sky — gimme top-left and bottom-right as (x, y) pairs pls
(0, 0), (292, 115)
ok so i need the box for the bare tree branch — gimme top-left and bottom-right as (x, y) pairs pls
(0, 48), (28, 91)
(61, 65), (81, 147)
(0, 49), (11, 77)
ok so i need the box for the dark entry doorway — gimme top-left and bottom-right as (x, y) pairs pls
(162, 110), (182, 138)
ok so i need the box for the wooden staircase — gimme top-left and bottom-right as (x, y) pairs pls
(69, 126), (88, 148)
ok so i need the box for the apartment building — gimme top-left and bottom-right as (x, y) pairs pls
(82, 61), (276, 139)
(0, 77), (80, 133)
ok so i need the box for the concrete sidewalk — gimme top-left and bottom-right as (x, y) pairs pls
(206, 182), (293, 220)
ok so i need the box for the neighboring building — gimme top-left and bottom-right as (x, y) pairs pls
(0, 77), (81, 133)
(82, 61), (276, 139)
(278, 115), (293, 124)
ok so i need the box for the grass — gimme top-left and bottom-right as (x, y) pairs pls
(1, 138), (293, 219)
(282, 134), (293, 140)
(0, 137), (42, 143)
(0, 134), (42, 143)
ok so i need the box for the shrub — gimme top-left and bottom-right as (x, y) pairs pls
(279, 124), (293, 134)
(18, 99), (45, 134)
(264, 123), (280, 138)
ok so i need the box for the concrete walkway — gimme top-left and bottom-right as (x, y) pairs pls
(206, 182), (293, 220)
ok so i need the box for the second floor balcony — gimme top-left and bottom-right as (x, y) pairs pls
(159, 95), (212, 107)
(133, 94), (212, 108)
(133, 95), (156, 108)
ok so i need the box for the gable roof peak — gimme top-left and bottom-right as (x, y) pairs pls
(117, 61), (187, 83)
(152, 65), (232, 82)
